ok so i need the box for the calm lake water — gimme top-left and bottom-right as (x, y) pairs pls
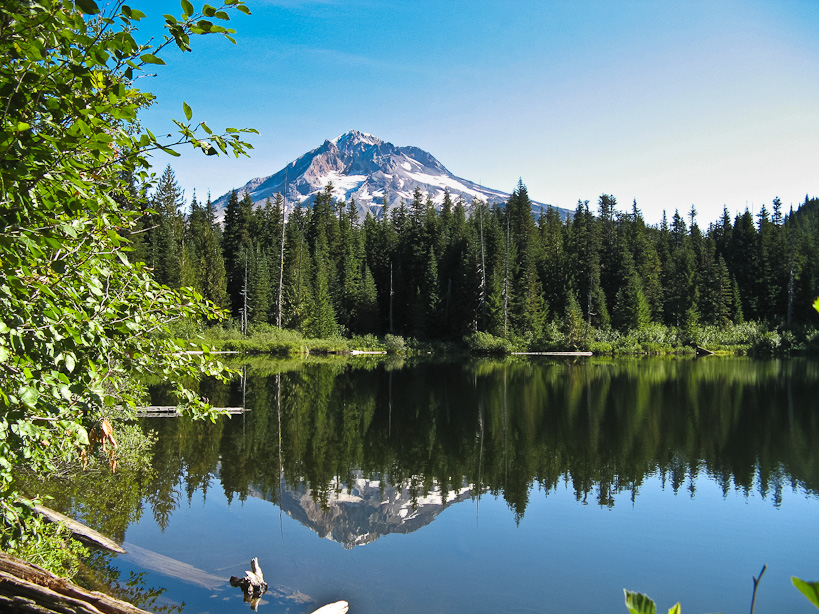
(84, 357), (819, 612)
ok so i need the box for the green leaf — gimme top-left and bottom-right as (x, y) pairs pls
(140, 54), (166, 65)
(793, 577), (819, 609)
(18, 386), (39, 408)
(158, 144), (181, 157)
(181, 0), (194, 17)
(667, 604), (681, 614)
(75, 0), (100, 14)
(624, 590), (657, 614)
(183, 101), (192, 121)
(813, 296), (819, 314)
(203, 4), (216, 16)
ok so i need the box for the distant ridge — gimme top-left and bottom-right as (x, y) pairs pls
(212, 130), (570, 220)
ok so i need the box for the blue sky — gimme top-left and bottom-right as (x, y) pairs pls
(134, 0), (819, 225)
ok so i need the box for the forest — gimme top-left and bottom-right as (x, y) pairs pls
(135, 166), (819, 350)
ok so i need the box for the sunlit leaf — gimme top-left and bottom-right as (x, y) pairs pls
(183, 101), (192, 121)
(180, 0), (194, 17)
(75, 0), (100, 14)
(813, 296), (819, 314)
(793, 577), (819, 609)
(624, 590), (657, 614)
(140, 53), (166, 65)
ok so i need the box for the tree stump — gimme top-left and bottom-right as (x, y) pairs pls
(230, 557), (269, 610)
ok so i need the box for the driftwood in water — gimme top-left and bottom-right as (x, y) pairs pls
(511, 351), (593, 356)
(696, 346), (715, 357)
(33, 504), (126, 554)
(310, 601), (349, 614)
(0, 550), (150, 613)
(230, 557), (268, 610)
(135, 406), (249, 417)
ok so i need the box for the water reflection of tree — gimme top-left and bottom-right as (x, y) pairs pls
(144, 357), (819, 523)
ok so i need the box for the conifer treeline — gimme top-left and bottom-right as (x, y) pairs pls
(132, 166), (819, 341)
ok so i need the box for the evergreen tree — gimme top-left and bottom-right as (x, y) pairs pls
(568, 200), (608, 328)
(727, 209), (759, 320)
(662, 211), (697, 326)
(282, 204), (313, 333)
(562, 292), (586, 350)
(597, 193), (621, 309)
(626, 200), (663, 319)
(612, 251), (651, 331)
(353, 263), (380, 333)
(310, 238), (338, 338)
(538, 205), (569, 318)
(248, 243), (272, 325)
(150, 165), (185, 288)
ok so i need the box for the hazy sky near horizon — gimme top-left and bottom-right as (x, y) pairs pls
(134, 0), (819, 225)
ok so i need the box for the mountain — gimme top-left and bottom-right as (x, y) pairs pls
(248, 471), (475, 549)
(212, 130), (568, 219)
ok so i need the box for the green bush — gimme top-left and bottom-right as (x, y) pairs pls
(349, 334), (384, 351)
(383, 334), (407, 354)
(464, 331), (514, 354)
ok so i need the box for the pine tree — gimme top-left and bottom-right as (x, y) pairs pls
(150, 165), (185, 288)
(626, 200), (662, 320)
(562, 292), (586, 350)
(310, 239), (338, 339)
(248, 243), (272, 325)
(413, 244), (441, 338)
(612, 251), (651, 331)
(568, 200), (608, 328)
(662, 211), (697, 326)
(283, 204), (313, 333)
(727, 209), (759, 320)
(353, 263), (379, 333)
(538, 205), (569, 318)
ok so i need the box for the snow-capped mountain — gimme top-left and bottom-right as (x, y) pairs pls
(212, 130), (567, 219)
(249, 471), (475, 549)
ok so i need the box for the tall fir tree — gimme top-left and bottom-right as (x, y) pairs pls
(150, 165), (185, 288)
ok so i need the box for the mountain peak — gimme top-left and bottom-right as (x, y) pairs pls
(331, 130), (382, 147)
(212, 132), (569, 221)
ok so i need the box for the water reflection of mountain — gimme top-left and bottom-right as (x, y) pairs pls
(141, 357), (819, 531)
(250, 472), (473, 548)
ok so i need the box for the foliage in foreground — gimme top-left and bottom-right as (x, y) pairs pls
(0, 0), (254, 553)
(624, 575), (819, 613)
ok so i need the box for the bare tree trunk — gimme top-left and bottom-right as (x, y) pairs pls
(277, 171), (287, 329)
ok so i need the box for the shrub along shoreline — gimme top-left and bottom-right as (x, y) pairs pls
(167, 320), (819, 358)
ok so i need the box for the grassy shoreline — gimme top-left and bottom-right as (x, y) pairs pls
(167, 320), (819, 358)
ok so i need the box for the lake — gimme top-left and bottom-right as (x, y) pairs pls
(87, 357), (819, 613)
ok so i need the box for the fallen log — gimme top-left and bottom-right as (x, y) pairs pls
(33, 505), (126, 554)
(0, 549), (150, 614)
(135, 406), (249, 417)
(511, 351), (593, 356)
